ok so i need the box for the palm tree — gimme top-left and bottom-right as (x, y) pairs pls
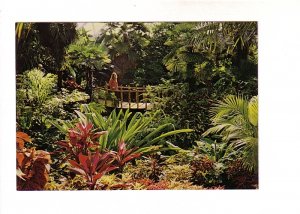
(35, 23), (77, 89)
(16, 22), (77, 87)
(163, 22), (257, 83)
(190, 22), (257, 79)
(16, 23), (32, 44)
(203, 95), (258, 172)
(190, 22), (257, 55)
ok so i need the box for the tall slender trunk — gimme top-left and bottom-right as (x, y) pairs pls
(57, 70), (63, 90)
(85, 70), (93, 101)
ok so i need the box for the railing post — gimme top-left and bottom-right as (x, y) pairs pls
(128, 85), (131, 109)
(101, 86), (153, 110)
(120, 86), (123, 109)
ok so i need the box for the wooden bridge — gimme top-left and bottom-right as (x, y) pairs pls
(95, 85), (154, 110)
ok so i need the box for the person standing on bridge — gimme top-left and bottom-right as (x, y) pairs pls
(108, 72), (118, 90)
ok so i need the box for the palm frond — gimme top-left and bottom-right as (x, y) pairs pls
(210, 95), (248, 123)
(239, 137), (258, 172)
(248, 96), (258, 127)
(203, 95), (258, 172)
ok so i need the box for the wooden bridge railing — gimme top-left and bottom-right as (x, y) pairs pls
(96, 85), (152, 110)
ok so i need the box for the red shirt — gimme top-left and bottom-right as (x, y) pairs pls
(109, 79), (118, 90)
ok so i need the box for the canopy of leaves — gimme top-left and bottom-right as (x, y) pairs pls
(16, 23), (77, 74)
(96, 22), (151, 84)
(63, 29), (111, 79)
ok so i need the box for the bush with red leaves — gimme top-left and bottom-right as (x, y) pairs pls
(17, 132), (51, 191)
(224, 160), (258, 189)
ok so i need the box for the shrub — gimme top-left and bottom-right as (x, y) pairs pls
(122, 154), (166, 182)
(167, 180), (204, 190)
(146, 181), (169, 190)
(69, 151), (118, 190)
(56, 121), (108, 161)
(45, 174), (88, 190)
(123, 159), (153, 180)
(55, 120), (142, 189)
(111, 140), (141, 173)
(16, 132), (51, 190)
(145, 80), (211, 148)
(16, 68), (89, 151)
(163, 164), (192, 182)
(190, 156), (225, 187)
(164, 150), (194, 165)
(224, 159), (258, 189)
(203, 95), (258, 172)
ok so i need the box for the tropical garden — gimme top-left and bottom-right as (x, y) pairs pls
(16, 22), (258, 190)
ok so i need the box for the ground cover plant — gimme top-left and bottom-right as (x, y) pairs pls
(16, 22), (258, 190)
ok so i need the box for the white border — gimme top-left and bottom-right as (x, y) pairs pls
(1, 0), (300, 214)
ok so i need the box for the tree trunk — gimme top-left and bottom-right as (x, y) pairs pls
(232, 40), (249, 78)
(57, 70), (63, 90)
(85, 70), (93, 101)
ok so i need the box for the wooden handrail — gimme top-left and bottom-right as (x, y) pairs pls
(95, 85), (157, 110)
(98, 85), (146, 91)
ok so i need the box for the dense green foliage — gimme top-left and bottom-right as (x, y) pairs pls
(16, 23), (77, 89)
(203, 95), (258, 172)
(97, 22), (150, 85)
(62, 29), (111, 96)
(16, 68), (89, 150)
(16, 22), (258, 190)
(52, 108), (193, 154)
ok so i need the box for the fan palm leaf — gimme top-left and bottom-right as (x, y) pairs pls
(203, 95), (258, 172)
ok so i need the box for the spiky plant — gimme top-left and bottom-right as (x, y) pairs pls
(52, 108), (193, 155)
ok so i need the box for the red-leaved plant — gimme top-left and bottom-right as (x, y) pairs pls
(57, 121), (107, 161)
(17, 131), (51, 190)
(57, 122), (142, 189)
(112, 140), (141, 172)
(69, 151), (118, 190)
